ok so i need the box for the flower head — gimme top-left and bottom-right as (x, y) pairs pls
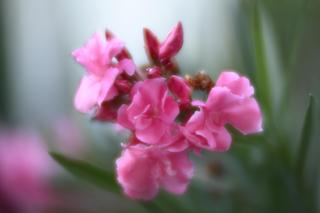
(71, 23), (264, 201)
(116, 144), (193, 200)
(0, 130), (55, 210)
(72, 33), (136, 113)
(184, 71), (262, 152)
(117, 77), (179, 144)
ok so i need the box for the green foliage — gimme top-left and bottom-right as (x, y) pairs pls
(296, 95), (316, 180)
(50, 152), (120, 193)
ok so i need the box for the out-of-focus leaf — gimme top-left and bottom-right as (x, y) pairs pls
(251, 2), (272, 117)
(140, 191), (191, 213)
(50, 152), (120, 193)
(139, 202), (164, 213)
(50, 152), (185, 213)
(295, 94), (316, 181)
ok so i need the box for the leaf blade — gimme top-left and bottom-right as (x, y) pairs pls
(296, 94), (316, 180)
(50, 152), (120, 193)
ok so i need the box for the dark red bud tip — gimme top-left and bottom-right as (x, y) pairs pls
(115, 79), (132, 93)
(93, 102), (118, 122)
(147, 66), (162, 78)
(128, 134), (141, 145)
(159, 22), (183, 60)
(143, 28), (160, 62)
(106, 30), (132, 60)
(105, 30), (114, 40)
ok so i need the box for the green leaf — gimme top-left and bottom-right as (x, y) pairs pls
(50, 152), (120, 193)
(251, 2), (272, 117)
(295, 94), (316, 181)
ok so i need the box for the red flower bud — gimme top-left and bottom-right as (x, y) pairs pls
(143, 28), (160, 63)
(159, 22), (183, 60)
(168, 75), (191, 103)
(147, 66), (162, 78)
(115, 79), (132, 93)
(94, 101), (118, 122)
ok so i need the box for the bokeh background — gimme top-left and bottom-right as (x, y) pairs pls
(0, 0), (319, 212)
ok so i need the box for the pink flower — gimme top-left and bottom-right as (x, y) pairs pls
(0, 130), (55, 210)
(183, 108), (232, 152)
(204, 71), (262, 134)
(117, 77), (179, 144)
(184, 71), (262, 151)
(144, 22), (183, 69)
(116, 144), (193, 200)
(72, 33), (136, 113)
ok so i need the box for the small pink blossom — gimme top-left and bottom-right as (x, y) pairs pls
(0, 130), (55, 210)
(117, 77), (179, 144)
(184, 71), (262, 151)
(215, 71), (254, 98)
(183, 108), (232, 152)
(72, 33), (136, 113)
(204, 71), (262, 134)
(116, 144), (193, 200)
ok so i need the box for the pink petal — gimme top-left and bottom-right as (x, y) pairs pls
(105, 30), (132, 60)
(127, 91), (149, 122)
(185, 110), (205, 131)
(116, 145), (159, 200)
(216, 71), (254, 97)
(206, 87), (239, 111)
(72, 33), (106, 76)
(118, 59), (136, 76)
(161, 95), (179, 123)
(213, 127), (232, 152)
(161, 151), (193, 194)
(216, 71), (239, 86)
(133, 105), (153, 130)
(224, 97), (263, 134)
(135, 119), (166, 144)
(104, 38), (124, 63)
(159, 125), (189, 152)
(195, 128), (216, 149)
(117, 105), (134, 130)
(74, 75), (101, 113)
(137, 78), (167, 106)
(192, 100), (206, 107)
(166, 138), (189, 152)
(98, 68), (120, 104)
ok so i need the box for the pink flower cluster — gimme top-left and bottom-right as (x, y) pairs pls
(72, 22), (262, 200)
(0, 129), (55, 212)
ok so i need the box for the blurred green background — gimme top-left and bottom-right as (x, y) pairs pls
(0, 0), (319, 212)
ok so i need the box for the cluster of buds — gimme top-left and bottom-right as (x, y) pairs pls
(72, 22), (263, 200)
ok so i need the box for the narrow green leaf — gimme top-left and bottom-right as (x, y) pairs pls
(139, 201), (166, 213)
(296, 94), (316, 180)
(50, 152), (120, 193)
(252, 2), (272, 117)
